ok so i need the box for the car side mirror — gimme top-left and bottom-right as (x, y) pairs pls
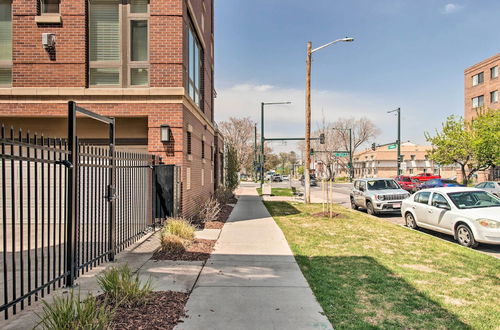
(359, 186), (365, 192)
(436, 202), (450, 210)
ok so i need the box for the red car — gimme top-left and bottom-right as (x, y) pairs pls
(412, 173), (441, 182)
(395, 176), (420, 192)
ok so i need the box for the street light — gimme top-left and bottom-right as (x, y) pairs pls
(305, 37), (354, 203)
(387, 108), (401, 176)
(260, 102), (292, 188)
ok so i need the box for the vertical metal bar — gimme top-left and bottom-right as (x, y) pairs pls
(52, 138), (57, 289)
(26, 131), (32, 305)
(84, 145), (89, 272)
(57, 139), (63, 285)
(10, 126), (17, 313)
(62, 139), (67, 283)
(65, 101), (77, 287)
(108, 120), (116, 261)
(98, 147), (103, 262)
(34, 134), (39, 301)
(46, 137), (51, 294)
(40, 134), (45, 297)
(18, 129), (24, 309)
(91, 146), (96, 267)
(2, 125), (8, 318)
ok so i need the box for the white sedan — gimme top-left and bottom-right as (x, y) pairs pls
(401, 187), (500, 247)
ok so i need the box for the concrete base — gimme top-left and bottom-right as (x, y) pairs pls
(139, 260), (204, 292)
(195, 228), (221, 240)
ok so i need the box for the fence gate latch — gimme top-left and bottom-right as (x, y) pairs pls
(105, 185), (117, 202)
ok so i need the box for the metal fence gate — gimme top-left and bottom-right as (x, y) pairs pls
(0, 102), (157, 319)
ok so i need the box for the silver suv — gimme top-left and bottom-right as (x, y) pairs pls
(350, 178), (410, 215)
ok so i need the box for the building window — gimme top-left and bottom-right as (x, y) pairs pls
(491, 66), (499, 79)
(41, 0), (60, 14)
(0, 0), (12, 87)
(210, 145), (214, 161)
(201, 140), (205, 159)
(410, 155), (415, 161)
(472, 95), (484, 108)
(472, 72), (484, 86)
(187, 132), (192, 155)
(491, 90), (498, 103)
(409, 168), (414, 174)
(187, 22), (203, 108)
(89, 0), (149, 87)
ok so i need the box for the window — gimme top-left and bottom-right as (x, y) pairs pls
(187, 23), (203, 108)
(410, 155), (415, 161)
(491, 90), (498, 103)
(0, 0), (12, 87)
(187, 132), (192, 155)
(409, 168), (414, 174)
(431, 193), (449, 208)
(472, 72), (484, 86)
(210, 145), (214, 161)
(485, 182), (495, 188)
(41, 0), (60, 14)
(415, 191), (430, 204)
(201, 140), (205, 159)
(472, 95), (484, 108)
(89, 0), (149, 87)
(491, 66), (498, 79)
(475, 182), (485, 188)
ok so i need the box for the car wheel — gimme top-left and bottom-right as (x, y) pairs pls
(405, 212), (418, 229)
(350, 197), (358, 210)
(366, 201), (377, 215)
(455, 224), (479, 248)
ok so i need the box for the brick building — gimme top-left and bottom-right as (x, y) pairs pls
(464, 53), (499, 122)
(332, 142), (458, 179)
(0, 0), (223, 217)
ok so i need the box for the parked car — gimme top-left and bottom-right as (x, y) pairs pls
(475, 181), (500, 197)
(416, 178), (464, 190)
(395, 176), (420, 193)
(350, 178), (410, 215)
(412, 173), (441, 182)
(401, 187), (500, 247)
(300, 174), (317, 186)
(282, 175), (290, 181)
(271, 174), (283, 182)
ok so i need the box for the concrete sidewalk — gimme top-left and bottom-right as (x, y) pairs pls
(177, 183), (332, 330)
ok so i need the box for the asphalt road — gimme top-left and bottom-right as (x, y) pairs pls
(267, 180), (500, 258)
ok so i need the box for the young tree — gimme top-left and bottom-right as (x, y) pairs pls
(225, 143), (239, 191)
(219, 117), (256, 174)
(425, 110), (499, 184)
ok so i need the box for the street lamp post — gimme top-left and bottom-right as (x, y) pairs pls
(260, 102), (291, 188)
(305, 37), (354, 203)
(388, 107), (401, 176)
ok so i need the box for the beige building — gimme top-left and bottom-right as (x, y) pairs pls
(335, 142), (457, 179)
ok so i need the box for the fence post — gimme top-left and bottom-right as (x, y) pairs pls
(108, 119), (116, 261)
(65, 101), (77, 287)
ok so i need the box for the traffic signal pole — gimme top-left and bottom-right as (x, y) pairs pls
(260, 102), (265, 188)
(349, 128), (353, 182)
(387, 107), (401, 176)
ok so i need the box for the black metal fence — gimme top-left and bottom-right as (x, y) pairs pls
(0, 103), (158, 319)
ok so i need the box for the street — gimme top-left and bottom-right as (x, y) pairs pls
(266, 179), (500, 258)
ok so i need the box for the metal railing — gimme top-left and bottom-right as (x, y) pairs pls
(0, 103), (157, 319)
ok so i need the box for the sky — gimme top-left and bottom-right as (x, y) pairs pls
(213, 0), (500, 153)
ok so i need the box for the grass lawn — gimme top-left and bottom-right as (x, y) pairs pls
(256, 187), (294, 196)
(264, 201), (500, 329)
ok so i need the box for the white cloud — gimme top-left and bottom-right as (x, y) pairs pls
(442, 3), (464, 14)
(214, 83), (438, 153)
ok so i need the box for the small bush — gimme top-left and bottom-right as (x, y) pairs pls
(97, 264), (152, 307)
(35, 290), (111, 330)
(163, 218), (195, 240)
(197, 197), (221, 223)
(160, 234), (187, 253)
(215, 187), (234, 205)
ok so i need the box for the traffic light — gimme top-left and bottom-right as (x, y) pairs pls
(398, 155), (404, 162)
(371, 143), (376, 151)
(310, 148), (315, 155)
(319, 133), (325, 144)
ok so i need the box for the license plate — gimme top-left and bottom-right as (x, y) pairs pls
(393, 203), (401, 208)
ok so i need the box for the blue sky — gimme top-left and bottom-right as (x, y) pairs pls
(214, 0), (500, 152)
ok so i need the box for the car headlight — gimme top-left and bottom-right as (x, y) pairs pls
(375, 194), (385, 201)
(476, 219), (500, 228)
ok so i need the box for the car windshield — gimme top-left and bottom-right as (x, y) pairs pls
(400, 177), (411, 182)
(447, 191), (500, 209)
(367, 180), (399, 190)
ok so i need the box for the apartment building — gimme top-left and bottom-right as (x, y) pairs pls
(334, 142), (457, 179)
(464, 53), (499, 122)
(0, 0), (222, 217)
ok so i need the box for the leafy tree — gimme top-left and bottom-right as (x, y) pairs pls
(219, 117), (256, 174)
(225, 144), (239, 191)
(425, 110), (499, 184)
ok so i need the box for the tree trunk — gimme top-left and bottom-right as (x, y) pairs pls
(460, 164), (467, 185)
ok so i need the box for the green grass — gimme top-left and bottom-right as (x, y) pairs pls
(256, 187), (294, 196)
(264, 201), (500, 330)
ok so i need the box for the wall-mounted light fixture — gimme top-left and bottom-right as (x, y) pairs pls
(160, 125), (170, 142)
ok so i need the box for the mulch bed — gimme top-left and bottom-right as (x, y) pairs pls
(203, 204), (234, 229)
(153, 238), (215, 261)
(102, 291), (189, 330)
(312, 211), (344, 218)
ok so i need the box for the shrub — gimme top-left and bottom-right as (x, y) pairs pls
(163, 218), (195, 240)
(35, 290), (111, 330)
(197, 197), (221, 223)
(96, 264), (152, 307)
(215, 187), (234, 205)
(160, 234), (187, 253)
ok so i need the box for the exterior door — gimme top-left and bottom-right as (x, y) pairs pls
(428, 192), (454, 232)
(413, 191), (432, 224)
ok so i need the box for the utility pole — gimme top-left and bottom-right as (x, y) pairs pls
(349, 128), (353, 182)
(260, 102), (265, 188)
(305, 41), (312, 203)
(254, 124), (257, 181)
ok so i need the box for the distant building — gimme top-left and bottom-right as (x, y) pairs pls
(335, 142), (457, 179)
(464, 53), (499, 122)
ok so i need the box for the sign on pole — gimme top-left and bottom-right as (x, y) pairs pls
(388, 144), (397, 150)
(334, 152), (349, 157)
